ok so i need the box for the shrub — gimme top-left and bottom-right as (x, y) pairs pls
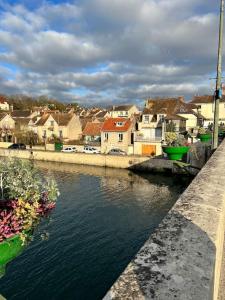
(0, 158), (59, 243)
(165, 132), (187, 147)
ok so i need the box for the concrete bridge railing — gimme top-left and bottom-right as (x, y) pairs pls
(103, 139), (225, 300)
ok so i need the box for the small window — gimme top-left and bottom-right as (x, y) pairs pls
(116, 122), (124, 127)
(105, 133), (108, 141)
(143, 115), (149, 123)
(118, 133), (123, 142)
(50, 120), (54, 126)
(159, 115), (164, 121)
(43, 130), (46, 138)
(59, 130), (63, 138)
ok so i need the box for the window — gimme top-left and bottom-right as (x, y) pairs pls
(105, 133), (108, 141)
(50, 120), (54, 126)
(118, 133), (123, 142)
(116, 122), (124, 127)
(43, 130), (46, 138)
(143, 115), (149, 123)
(125, 111), (128, 116)
(59, 130), (63, 138)
(159, 115), (164, 121)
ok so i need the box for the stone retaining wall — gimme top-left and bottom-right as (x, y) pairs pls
(103, 139), (225, 300)
(0, 148), (149, 169)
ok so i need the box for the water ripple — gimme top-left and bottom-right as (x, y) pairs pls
(0, 162), (190, 300)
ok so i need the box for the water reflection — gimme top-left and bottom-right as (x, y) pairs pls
(0, 161), (190, 300)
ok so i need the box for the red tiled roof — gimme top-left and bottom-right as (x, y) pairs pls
(83, 122), (103, 136)
(0, 95), (8, 104)
(101, 118), (132, 132)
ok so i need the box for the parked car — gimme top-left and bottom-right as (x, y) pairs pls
(108, 148), (126, 156)
(8, 143), (26, 150)
(83, 146), (100, 154)
(61, 147), (77, 153)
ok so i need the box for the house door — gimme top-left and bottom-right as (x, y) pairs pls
(142, 144), (156, 156)
(131, 133), (134, 144)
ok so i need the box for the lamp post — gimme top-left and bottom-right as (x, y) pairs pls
(212, 0), (224, 150)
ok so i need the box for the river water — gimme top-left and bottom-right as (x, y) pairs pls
(0, 162), (190, 300)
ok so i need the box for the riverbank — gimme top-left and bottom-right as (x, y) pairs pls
(0, 140), (211, 174)
(0, 147), (204, 175)
(0, 148), (148, 169)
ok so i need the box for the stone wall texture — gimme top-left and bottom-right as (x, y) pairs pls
(0, 147), (149, 169)
(103, 140), (225, 300)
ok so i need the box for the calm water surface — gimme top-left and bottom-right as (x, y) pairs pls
(0, 162), (190, 300)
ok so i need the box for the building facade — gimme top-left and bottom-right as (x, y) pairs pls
(101, 118), (134, 154)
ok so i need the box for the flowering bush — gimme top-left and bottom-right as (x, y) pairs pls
(0, 159), (59, 243)
(198, 127), (211, 135)
(164, 132), (189, 147)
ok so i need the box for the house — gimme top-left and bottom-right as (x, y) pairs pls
(101, 118), (134, 154)
(95, 110), (110, 120)
(83, 122), (103, 142)
(133, 97), (202, 156)
(14, 118), (32, 132)
(134, 107), (164, 156)
(0, 113), (15, 142)
(191, 95), (225, 127)
(11, 110), (38, 119)
(0, 96), (9, 111)
(145, 97), (203, 131)
(109, 105), (139, 118)
(10, 110), (41, 133)
(34, 113), (82, 142)
(176, 104), (204, 130)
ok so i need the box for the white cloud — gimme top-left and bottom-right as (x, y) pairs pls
(0, 0), (221, 105)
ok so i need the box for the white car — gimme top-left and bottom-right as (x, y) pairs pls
(61, 147), (77, 153)
(83, 146), (101, 154)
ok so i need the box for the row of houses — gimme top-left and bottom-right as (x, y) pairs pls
(0, 95), (224, 156)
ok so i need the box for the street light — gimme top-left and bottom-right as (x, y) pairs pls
(212, 0), (224, 150)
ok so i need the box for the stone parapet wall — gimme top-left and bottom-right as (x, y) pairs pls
(103, 139), (225, 300)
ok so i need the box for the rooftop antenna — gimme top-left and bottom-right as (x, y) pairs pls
(212, 0), (224, 150)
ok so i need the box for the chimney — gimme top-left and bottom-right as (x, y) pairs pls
(178, 96), (185, 102)
(146, 100), (154, 109)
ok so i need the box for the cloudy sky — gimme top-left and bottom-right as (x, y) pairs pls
(0, 0), (222, 106)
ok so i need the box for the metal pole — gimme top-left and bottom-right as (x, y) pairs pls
(212, 0), (224, 150)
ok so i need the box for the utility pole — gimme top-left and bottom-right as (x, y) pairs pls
(212, 0), (224, 150)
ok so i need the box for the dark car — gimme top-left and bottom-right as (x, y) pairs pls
(108, 148), (126, 156)
(8, 143), (26, 150)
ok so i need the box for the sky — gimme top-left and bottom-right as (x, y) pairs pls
(0, 0), (222, 106)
